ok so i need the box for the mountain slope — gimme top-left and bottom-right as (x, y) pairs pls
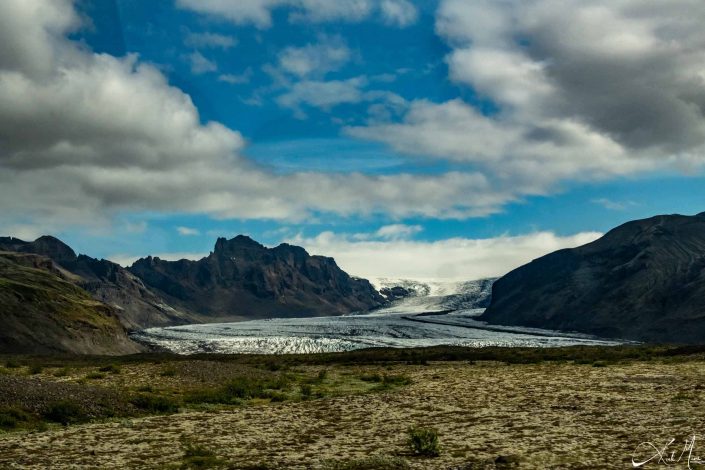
(0, 252), (142, 354)
(129, 236), (385, 320)
(481, 213), (705, 343)
(0, 236), (192, 329)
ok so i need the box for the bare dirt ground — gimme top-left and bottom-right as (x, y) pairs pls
(1, 357), (704, 469)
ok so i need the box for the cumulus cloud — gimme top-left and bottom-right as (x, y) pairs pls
(177, 0), (417, 29)
(348, 0), (705, 202)
(277, 77), (368, 111)
(0, 0), (517, 232)
(436, 0), (705, 155)
(277, 36), (351, 78)
(289, 230), (603, 281)
(380, 0), (418, 27)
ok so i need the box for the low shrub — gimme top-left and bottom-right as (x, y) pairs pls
(43, 400), (86, 426)
(369, 374), (413, 392)
(0, 407), (33, 430)
(359, 373), (383, 383)
(187, 375), (292, 405)
(407, 426), (441, 457)
(85, 372), (106, 380)
(300, 384), (313, 399)
(323, 456), (410, 470)
(28, 365), (43, 375)
(99, 364), (121, 374)
(130, 394), (179, 414)
(181, 443), (223, 469)
(53, 367), (70, 377)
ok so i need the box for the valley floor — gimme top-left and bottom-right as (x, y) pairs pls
(1, 347), (704, 469)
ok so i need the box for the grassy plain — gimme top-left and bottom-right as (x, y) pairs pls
(1, 345), (704, 469)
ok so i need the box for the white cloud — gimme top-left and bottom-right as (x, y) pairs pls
(348, 0), (705, 204)
(277, 36), (351, 78)
(184, 31), (237, 50)
(218, 68), (253, 85)
(289, 230), (603, 281)
(380, 0), (418, 27)
(591, 198), (638, 211)
(0, 0), (520, 231)
(375, 224), (422, 240)
(176, 0), (284, 29)
(277, 77), (367, 111)
(289, 0), (373, 24)
(434, 0), (705, 155)
(187, 51), (217, 74)
(177, 226), (200, 236)
(177, 0), (417, 29)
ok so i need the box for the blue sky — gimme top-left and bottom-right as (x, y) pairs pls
(2, 0), (705, 280)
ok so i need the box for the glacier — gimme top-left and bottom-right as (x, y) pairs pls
(132, 278), (623, 354)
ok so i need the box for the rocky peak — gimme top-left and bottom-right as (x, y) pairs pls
(213, 235), (265, 257)
(0, 235), (77, 265)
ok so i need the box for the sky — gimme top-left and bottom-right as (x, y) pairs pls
(1, 0), (705, 281)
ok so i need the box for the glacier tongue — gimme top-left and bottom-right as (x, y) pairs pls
(370, 277), (496, 315)
(132, 277), (626, 355)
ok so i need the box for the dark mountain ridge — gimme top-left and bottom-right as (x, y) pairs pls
(0, 234), (384, 331)
(129, 235), (384, 320)
(0, 236), (191, 329)
(481, 212), (705, 343)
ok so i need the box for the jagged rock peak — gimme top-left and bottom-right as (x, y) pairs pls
(13, 235), (78, 263)
(213, 235), (265, 254)
(273, 242), (309, 256)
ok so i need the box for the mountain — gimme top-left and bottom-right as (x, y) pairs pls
(0, 251), (142, 354)
(481, 213), (705, 343)
(129, 236), (384, 320)
(0, 236), (192, 329)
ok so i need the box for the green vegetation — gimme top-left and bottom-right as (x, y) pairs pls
(185, 375), (293, 405)
(1, 343), (703, 435)
(98, 364), (121, 374)
(53, 367), (70, 377)
(0, 407), (33, 430)
(130, 395), (179, 414)
(160, 366), (177, 377)
(359, 373), (413, 391)
(43, 400), (87, 426)
(323, 455), (410, 470)
(407, 426), (441, 457)
(85, 372), (106, 380)
(179, 443), (224, 469)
